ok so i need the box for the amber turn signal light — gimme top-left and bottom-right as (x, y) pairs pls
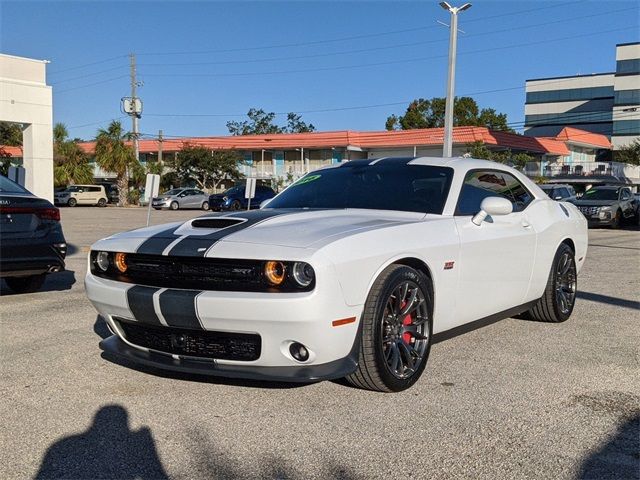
(114, 252), (128, 273)
(264, 261), (286, 285)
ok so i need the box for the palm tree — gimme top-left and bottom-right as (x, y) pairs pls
(94, 120), (139, 206)
(53, 123), (94, 187)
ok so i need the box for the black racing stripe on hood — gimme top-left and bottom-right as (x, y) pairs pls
(166, 209), (295, 257)
(126, 286), (162, 326)
(158, 289), (201, 329)
(136, 225), (182, 255)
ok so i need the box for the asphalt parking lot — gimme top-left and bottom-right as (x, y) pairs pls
(1, 207), (638, 480)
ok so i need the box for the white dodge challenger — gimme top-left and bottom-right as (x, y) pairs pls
(86, 157), (587, 392)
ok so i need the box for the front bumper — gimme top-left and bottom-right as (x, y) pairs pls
(85, 272), (363, 380)
(151, 199), (171, 209)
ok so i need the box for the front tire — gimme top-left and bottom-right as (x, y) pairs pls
(346, 265), (433, 392)
(5, 274), (46, 293)
(201, 201), (209, 211)
(526, 243), (577, 323)
(611, 210), (622, 229)
(170, 201), (179, 211)
(230, 200), (242, 210)
(67, 198), (77, 207)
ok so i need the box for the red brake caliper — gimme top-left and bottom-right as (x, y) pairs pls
(400, 301), (412, 344)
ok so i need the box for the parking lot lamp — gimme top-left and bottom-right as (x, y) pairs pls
(440, 2), (472, 157)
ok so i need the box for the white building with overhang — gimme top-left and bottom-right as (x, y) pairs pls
(0, 53), (54, 201)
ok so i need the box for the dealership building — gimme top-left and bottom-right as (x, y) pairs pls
(524, 42), (640, 150)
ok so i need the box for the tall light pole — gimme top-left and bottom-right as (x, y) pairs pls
(440, 2), (471, 158)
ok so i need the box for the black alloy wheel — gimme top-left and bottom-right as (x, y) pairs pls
(526, 243), (577, 323)
(347, 264), (433, 392)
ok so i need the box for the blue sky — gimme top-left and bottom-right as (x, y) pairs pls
(1, 1), (638, 140)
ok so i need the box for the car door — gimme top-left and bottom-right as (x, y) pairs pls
(183, 189), (196, 208)
(453, 170), (537, 324)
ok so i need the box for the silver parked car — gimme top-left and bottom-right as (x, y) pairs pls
(152, 188), (209, 210)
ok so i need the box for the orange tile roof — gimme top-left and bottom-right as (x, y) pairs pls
(0, 145), (23, 156)
(75, 126), (574, 156)
(555, 127), (612, 149)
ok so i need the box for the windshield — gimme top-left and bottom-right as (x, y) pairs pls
(267, 164), (454, 214)
(582, 189), (618, 201)
(163, 189), (183, 196)
(0, 175), (29, 194)
(224, 186), (243, 195)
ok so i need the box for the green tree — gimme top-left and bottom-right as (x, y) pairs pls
(171, 144), (244, 191)
(465, 141), (534, 169)
(614, 139), (640, 166)
(0, 121), (23, 146)
(386, 97), (512, 132)
(53, 123), (94, 187)
(94, 120), (139, 206)
(227, 108), (315, 135)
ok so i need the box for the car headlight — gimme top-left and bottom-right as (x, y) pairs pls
(292, 262), (315, 287)
(265, 261), (286, 285)
(114, 252), (128, 273)
(96, 251), (110, 272)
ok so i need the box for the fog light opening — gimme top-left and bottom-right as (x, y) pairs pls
(289, 342), (309, 362)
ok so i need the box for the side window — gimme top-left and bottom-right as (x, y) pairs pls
(558, 188), (570, 198)
(89, 186), (101, 192)
(456, 170), (533, 215)
(621, 189), (631, 200)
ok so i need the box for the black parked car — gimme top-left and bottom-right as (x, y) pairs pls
(208, 185), (277, 211)
(0, 176), (67, 293)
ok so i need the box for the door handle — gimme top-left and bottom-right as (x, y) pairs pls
(522, 218), (532, 228)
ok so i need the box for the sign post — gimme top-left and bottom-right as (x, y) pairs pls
(145, 173), (160, 226)
(245, 177), (257, 210)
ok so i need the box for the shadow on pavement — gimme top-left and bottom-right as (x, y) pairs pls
(93, 315), (112, 339)
(0, 270), (76, 296)
(577, 291), (640, 311)
(578, 413), (640, 479)
(35, 405), (168, 480)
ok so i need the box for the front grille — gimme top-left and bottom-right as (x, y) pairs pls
(116, 318), (261, 361)
(90, 253), (314, 292)
(578, 206), (599, 216)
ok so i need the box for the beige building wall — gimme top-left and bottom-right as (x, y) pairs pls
(0, 53), (53, 201)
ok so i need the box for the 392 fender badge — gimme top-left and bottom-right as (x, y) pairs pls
(444, 261), (455, 270)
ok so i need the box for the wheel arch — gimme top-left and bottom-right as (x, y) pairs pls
(560, 237), (575, 253)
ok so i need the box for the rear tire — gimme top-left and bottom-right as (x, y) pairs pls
(170, 201), (179, 211)
(525, 243), (577, 323)
(5, 274), (46, 293)
(67, 198), (77, 207)
(97, 198), (107, 207)
(346, 265), (433, 392)
(201, 201), (209, 211)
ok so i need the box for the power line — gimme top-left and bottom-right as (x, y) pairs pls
(138, 25), (638, 79)
(55, 75), (128, 94)
(67, 116), (128, 130)
(135, 1), (581, 57)
(137, 6), (636, 68)
(50, 65), (129, 85)
(48, 55), (127, 75)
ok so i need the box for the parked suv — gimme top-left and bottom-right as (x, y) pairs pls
(151, 188), (209, 210)
(570, 185), (637, 228)
(539, 184), (576, 202)
(208, 185), (276, 211)
(54, 185), (108, 207)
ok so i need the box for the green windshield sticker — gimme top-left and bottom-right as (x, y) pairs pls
(292, 174), (321, 187)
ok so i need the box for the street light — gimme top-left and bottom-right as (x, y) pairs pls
(440, 2), (472, 158)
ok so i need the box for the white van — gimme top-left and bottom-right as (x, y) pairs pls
(54, 185), (108, 207)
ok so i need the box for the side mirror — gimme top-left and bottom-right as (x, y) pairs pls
(472, 197), (513, 226)
(260, 198), (272, 209)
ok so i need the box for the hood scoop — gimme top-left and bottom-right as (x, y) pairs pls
(191, 217), (246, 229)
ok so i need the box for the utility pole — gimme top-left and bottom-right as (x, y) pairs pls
(158, 129), (163, 164)
(440, 2), (472, 158)
(129, 53), (140, 161)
